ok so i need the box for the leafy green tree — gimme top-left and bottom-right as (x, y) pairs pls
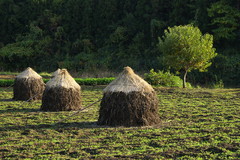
(158, 25), (217, 88)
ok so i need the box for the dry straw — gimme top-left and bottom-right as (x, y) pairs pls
(41, 69), (82, 111)
(98, 66), (160, 127)
(51, 68), (61, 78)
(13, 67), (45, 101)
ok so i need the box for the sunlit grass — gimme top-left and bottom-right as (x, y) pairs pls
(0, 86), (239, 159)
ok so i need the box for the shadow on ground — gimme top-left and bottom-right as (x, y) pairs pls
(0, 121), (170, 132)
(0, 98), (14, 102)
(0, 121), (107, 132)
(0, 108), (40, 113)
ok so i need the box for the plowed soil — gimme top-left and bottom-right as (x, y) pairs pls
(0, 75), (15, 79)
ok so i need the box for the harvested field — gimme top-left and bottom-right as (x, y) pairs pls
(0, 86), (239, 159)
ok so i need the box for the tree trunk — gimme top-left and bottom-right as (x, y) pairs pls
(183, 70), (188, 88)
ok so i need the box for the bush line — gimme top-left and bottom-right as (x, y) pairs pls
(0, 78), (115, 87)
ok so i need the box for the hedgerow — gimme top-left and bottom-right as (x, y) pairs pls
(0, 78), (115, 87)
(0, 79), (13, 87)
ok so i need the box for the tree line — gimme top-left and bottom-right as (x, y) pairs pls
(0, 0), (240, 86)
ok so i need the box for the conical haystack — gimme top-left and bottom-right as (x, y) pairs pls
(51, 68), (61, 78)
(98, 66), (160, 126)
(41, 69), (82, 111)
(13, 67), (45, 101)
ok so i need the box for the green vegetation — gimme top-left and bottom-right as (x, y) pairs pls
(158, 25), (217, 88)
(39, 72), (52, 78)
(0, 78), (115, 87)
(0, 1), (240, 87)
(0, 87), (239, 159)
(0, 72), (18, 75)
(0, 79), (13, 87)
(74, 78), (115, 86)
(208, 0), (240, 40)
(144, 69), (191, 88)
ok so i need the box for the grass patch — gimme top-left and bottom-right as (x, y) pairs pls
(0, 78), (115, 87)
(0, 71), (18, 75)
(0, 87), (239, 159)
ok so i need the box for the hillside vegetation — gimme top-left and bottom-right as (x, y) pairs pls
(0, 0), (240, 86)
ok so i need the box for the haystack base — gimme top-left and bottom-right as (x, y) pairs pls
(13, 78), (45, 101)
(41, 87), (82, 111)
(98, 91), (160, 126)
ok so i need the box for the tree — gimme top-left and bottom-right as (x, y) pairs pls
(158, 25), (217, 88)
(208, 0), (240, 41)
(169, 0), (193, 26)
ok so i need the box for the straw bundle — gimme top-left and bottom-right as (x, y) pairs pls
(13, 67), (45, 101)
(51, 68), (61, 77)
(41, 69), (81, 111)
(98, 66), (160, 126)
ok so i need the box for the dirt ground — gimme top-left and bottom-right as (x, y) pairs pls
(0, 75), (16, 79)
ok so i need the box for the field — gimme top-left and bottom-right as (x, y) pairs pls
(0, 86), (240, 159)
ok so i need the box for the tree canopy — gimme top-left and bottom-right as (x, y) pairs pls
(158, 25), (217, 88)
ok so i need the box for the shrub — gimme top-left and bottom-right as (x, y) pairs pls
(211, 75), (224, 89)
(212, 79), (224, 89)
(39, 72), (52, 78)
(0, 78), (115, 87)
(74, 78), (115, 85)
(144, 69), (191, 88)
(0, 79), (13, 87)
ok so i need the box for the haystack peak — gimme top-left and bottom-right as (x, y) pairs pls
(52, 68), (61, 77)
(16, 67), (42, 79)
(123, 66), (134, 75)
(104, 66), (154, 93)
(46, 69), (80, 89)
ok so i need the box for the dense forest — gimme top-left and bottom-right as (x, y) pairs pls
(0, 0), (240, 86)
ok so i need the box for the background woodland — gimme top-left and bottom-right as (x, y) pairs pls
(0, 0), (240, 86)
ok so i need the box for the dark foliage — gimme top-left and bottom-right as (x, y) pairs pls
(0, 0), (240, 86)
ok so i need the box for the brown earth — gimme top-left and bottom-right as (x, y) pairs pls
(0, 75), (16, 79)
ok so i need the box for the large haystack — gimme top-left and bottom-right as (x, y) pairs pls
(98, 66), (160, 127)
(41, 69), (82, 111)
(13, 67), (45, 101)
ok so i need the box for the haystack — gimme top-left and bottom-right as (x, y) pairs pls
(41, 69), (81, 111)
(51, 68), (61, 77)
(13, 67), (45, 101)
(98, 66), (160, 126)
